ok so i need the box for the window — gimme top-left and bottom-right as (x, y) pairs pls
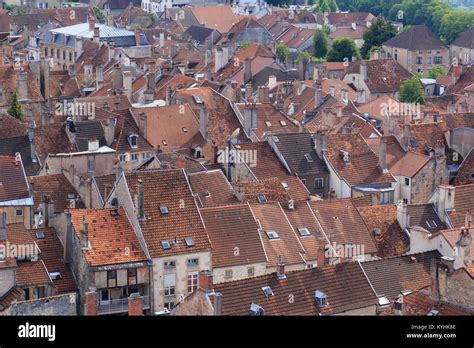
(403, 198), (408, 204)
(87, 156), (95, 172)
(434, 56), (442, 64)
(16, 209), (23, 216)
(224, 269), (233, 279)
(265, 121), (272, 127)
(0, 249), (5, 261)
(470, 173), (474, 181)
(427, 56), (432, 64)
(107, 270), (117, 288)
(128, 268), (137, 285)
(35, 286), (45, 299)
(128, 134), (138, 148)
(256, 194), (267, 204)
(279, 120), (287, 126)
(247, 267), (255, 277)
(380, 190), (394, 204)
(405, 178), (410, 186)
(67, 193), (75, 199)
(35, 231), (45, 239)
(164, 273), (176, 296)
(160, 205), (169, 215)
(297, 227), (311, 236)
(394, 53), (398, 60)
(164, 261), (176, 269)
(187, 272), (198, 293)
(301, 178), (307, 186)
(266, 230), (279, 240)
(304, 153), (313, 162)
(187, 258), (199, 267)
(426, 220), (438, 229)
(416, 57), (423, 64)
(185, 237), (195, 247)
(161, 240), (171, 250)
(262, 286), (273, 297)
(131, 153), (139, 162)
(314, 178), (324, 189)
(164, 301), (175, 310)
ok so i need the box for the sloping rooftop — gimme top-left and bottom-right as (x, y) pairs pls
(0, 156), (30, 204)
(188, 170), (238, 208)
(383, 25), (447, 50)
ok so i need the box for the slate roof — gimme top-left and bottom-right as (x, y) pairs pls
(406, 204), (448, 232)
(360, 251), (442, 300)
(450, 27), (474, 49)
(455, 149), (474, 185)
(74, 120), (107, 152)
(185, 25), (220, 44)
(0, 135), (40, 176)
(383, 25), (447, 50)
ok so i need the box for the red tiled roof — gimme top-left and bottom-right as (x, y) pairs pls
(277, 26), (313, 49)
(189, 170), (238, 208)
(0, 156), (30, 203)
(0, 113), (27, 139)
(455, 149), (474, 186)
(70, 208), (148, 266)
(16, 260), (51, 287)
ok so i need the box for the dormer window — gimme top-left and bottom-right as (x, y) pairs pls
(128, 134), (138, 148)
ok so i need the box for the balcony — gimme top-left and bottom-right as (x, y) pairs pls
(97, 295), (150, 315)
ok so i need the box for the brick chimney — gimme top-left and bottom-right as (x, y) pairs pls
(244, 57), (252, 84)
(258, 86), (269, 103)
(88, 16), (95, 31)
(138, 112), (147, 137)
(128, 292), (144, 316)
(81, 215), (89, 248)
(199, 104), (209, 140)
(276, 256), (286, 279)
(84, 291), (97, 316)
(112, 64), (123, 93)
(137, 179), (145, 220)
(199, 270), (213, 292)
(134, 28), (141, 47)
(379, 135), (388, 172)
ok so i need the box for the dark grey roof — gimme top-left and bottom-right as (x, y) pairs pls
(273, 133), (328, 176)
(75, 121), (107, 152)
(406, 204), (448, 232)
(184, 25), (220, 44)
(451, 27), (474, 49)
(251, 65), (292, 90)
(0, 135), (40, 175)
(383, 25), (447, 50)
(360, 251), (441, 300)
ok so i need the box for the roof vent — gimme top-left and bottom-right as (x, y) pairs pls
(249, 303), (265, 316)
(266, 230), (279, 240)
(373, 228), (381, 236)
(315, 290), (327, 307)
(262, 286), (273, 298)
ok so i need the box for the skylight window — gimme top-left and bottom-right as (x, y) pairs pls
(266, 230), (279, 240)
(426, 220), (438, 229)
(297, 227), (311, 236)
(256, 194), (267, 204)
(304, 153), (313, 162)
(203, 190), (211, 198)
(279, 120), (287, 126)
(262, 286), (273, 298)
(67, 193), (75, 199)
(182, 127), (188, 133)
(185, 237), (195, 247)
(265, 121), (272, 127)
(161, 240), (171, 250)
(160, 204), (169, 215)
(281, 182), (289, 189)
(49, 272), (62, 281)
(162, 140), (168, 146)
(110, 209), (120, 217)
(35, 231), (45, 239)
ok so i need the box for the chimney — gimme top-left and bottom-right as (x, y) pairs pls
(199, 270), (213, 292)
(379, 135), (388, 172)
(137, 179), (145, 220)
(104, 117), (116, 146)
(430, 258), (439, 298)
(213, 293), (222, 315)
(351, 22), (356, 30)
(314, 132), (327, 159)
(170, 44), (178, 59)
(159, 32), (165, 48)
(258, 86), (269, 103)
(204, 49), (210, 67)
(123, 71), (132, 101)
(28, 121), (37, 163)
(276, 256), (286, 279)
(360, 61), (367, 81)
(88, 16), (95, 31)
(356, 89), (365, 103)
(313, 66), (319, 81)
(243, 103), (257, 134)
(222, 44), (229, 67)
(244, 57), (252, 84)
(88, 137), (99, 151)
(440, 256), (455, 273)
(128, 292), (144, 316)
(64, 212), (72, 263)
(17, 70), (28, 101)
(81, 215), (89, 248)
(437, 185), (455, 222)
(199, 104), (209, 140)
(144, 71), (156, 104)
(244, 83), (253, 100)
(268, 75), (277, 90)
(457, 227), (472, 266)
(165, 86), (173, 105)
(214, 46), (223, 73)
(96, 65), (104, 90)
(394, 294), (405, 316)
(112, 64), (123, 93)
(403, 123), (410, 151)
(0, 211), (7, 240)
(328, 85), (335, 97)
(93, 25), (100, 42)
(75, 36), (83, 58)
(298, 57), (308, 81)
(396, 201), (410, 229)
(340, 88), (348, 104)
(315, 87), (323, 108)
(106, 13), (114, 27)
(84, 291), (97, 316)
(138, 112), (147, 138)
(84, 64), (93, 87)
(134, 28), (141, 47)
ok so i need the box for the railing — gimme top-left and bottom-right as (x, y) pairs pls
(97, 295), (150, 315)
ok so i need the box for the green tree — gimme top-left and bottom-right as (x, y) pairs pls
(360, 17), (397, 58)
(313, 29), (329, 58)
(439, 10), (474, 43)
(319, 0), (331, 13)
(328, 0), (338, 12)
(92, 6), (106, 23)
(428, 67), (445, 79)
(399, 77), (425, 104)
(7, 90), (23, 121)
(276, 44), (290, 63)
(327, 37), (360, 62)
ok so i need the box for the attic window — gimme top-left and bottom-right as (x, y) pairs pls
(266, 230), (279, 240)
(192, 94), (204, 104)
(162, 140), (168, 146)
(297, 227), (311, 236)
(315, 290), (327, 307)
(203, 190), (211, 198)
(281, 182), (289, 189)
(265, 121), (272, 127)
(470, 173), (474, 181)
(262, 286), (273, 298)
(160, 204), (169, 215)
(110, 209), (120, 217)
(49, 272), (62, 281)
(426, 220), (438, 229)
(67, 193), (76, 199)
(279, 120), (287, 126)
(256, 194), (267, 204)
(427, 309), (439, 316)
(161, 240), (171, 250)
(35, 231), (45, 239)
(182, 127), (188, 133)
(185, 237), (195, 247)
(128, 134), (138, 148)
(305, 154), (313, 162)
(111, 198), (119, 207)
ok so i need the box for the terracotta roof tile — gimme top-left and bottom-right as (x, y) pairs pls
(189, 170), (238, 208)
(0, 113), (27, 139)
(277, 26), (313, 49)
(190, 5), (239, 33)
(70, 208), (148, 266)
(0, 156), (30, 203)
(399, 122), (448, 155)
(455, 149), (474, 186)
(447, 184), (474, 228)
(236, 178), (290, 204)
(16, 260), (51, 287)
(407, 204), (448, 232)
